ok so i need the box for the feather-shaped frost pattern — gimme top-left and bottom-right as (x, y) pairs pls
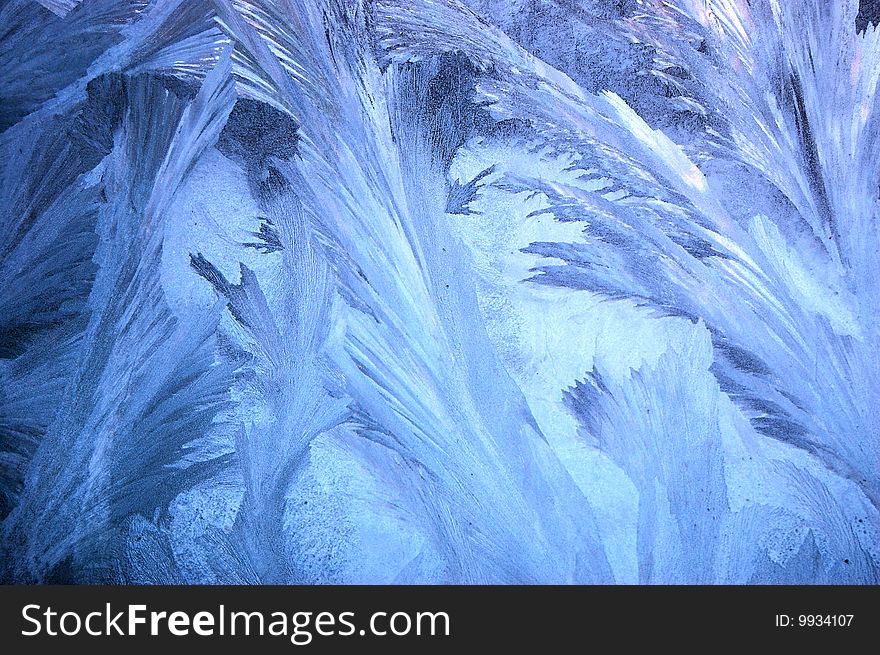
(2, 51), (237, 581)
(0, 0), (877, 584)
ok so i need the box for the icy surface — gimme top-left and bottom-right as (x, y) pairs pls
(0, 0), (878, 583)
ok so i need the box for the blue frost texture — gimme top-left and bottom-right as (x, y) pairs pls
(1, 0), (878, 584)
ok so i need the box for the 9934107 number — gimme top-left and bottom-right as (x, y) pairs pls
(798, 614), (854, 627)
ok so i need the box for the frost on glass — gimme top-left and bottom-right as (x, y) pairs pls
(0, 0), (877, 584)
